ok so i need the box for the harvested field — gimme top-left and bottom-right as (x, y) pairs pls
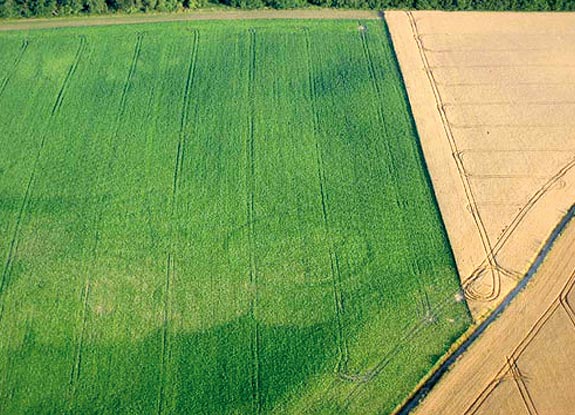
(410, 217), (575, 415)
(0, 20), (470, 414)
(387, 11), (575, 319)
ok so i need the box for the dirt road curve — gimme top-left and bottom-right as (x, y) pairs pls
(413, 217), (575, 415)
(387, 11), (575, 320)
(0, 9), (379, 31)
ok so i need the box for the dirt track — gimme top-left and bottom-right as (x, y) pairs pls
(0, 9), (379, 31)
(387, 11), (575, 320)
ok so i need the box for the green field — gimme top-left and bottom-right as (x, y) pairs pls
(0, 20), (470, 414)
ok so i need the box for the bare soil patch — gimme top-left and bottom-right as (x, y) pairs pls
(0, 9), (379, 31)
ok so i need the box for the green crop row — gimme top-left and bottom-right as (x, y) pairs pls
(0, 20), (470, 414)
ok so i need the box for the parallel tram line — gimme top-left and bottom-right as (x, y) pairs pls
(0, 36), (86, 324)
(157, 30), (200, 415)
(359, 22), (434, 323)
(463, 156), (575, 301)
(110, 33), (144, 161)
(407, 11), (505, 302)
(303, 25), (472, 410)
(0, 39), (29, 99)
(69, 33), (144, 404)
(465, 268), (575, 414)
(559, 276), (575, 330)
(304, 27), (348, 376)
(246, 28), (262, 415)
(171, 31), (199, 204)
(156, 254), (174, 415)
(508, 356), (538, 415)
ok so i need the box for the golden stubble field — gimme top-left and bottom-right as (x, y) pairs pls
(387, 11), (575, 414)
(413, 220), (575, 415)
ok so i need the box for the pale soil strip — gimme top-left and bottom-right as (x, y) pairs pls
(0, 9), (379, 32)
(411, 219), (575, 414)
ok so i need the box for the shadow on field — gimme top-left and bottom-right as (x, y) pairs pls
(2, 314), (338, 414)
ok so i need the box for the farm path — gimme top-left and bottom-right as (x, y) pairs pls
(387, 10), (575, 320)
(412, 216), (575, 415)
(0, 9), (379, 31)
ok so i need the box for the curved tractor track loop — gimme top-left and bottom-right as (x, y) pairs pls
(463, 156), (575, 303)
(407, 11), (575, 305)
(407, 11), (502, 304)
(396, 204), (575, 415)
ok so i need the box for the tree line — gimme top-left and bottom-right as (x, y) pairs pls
(1, 0), (574, 20)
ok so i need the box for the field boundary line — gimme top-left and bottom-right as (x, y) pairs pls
(0, 10), (379, 32)
(304, 27), (349, 378)
(0, 36), (85, 323)
(395, 204), (575, 415)
(0, 39), (29, 99)
(406, 11), (502, 303)
(359, 19), (435, 321)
